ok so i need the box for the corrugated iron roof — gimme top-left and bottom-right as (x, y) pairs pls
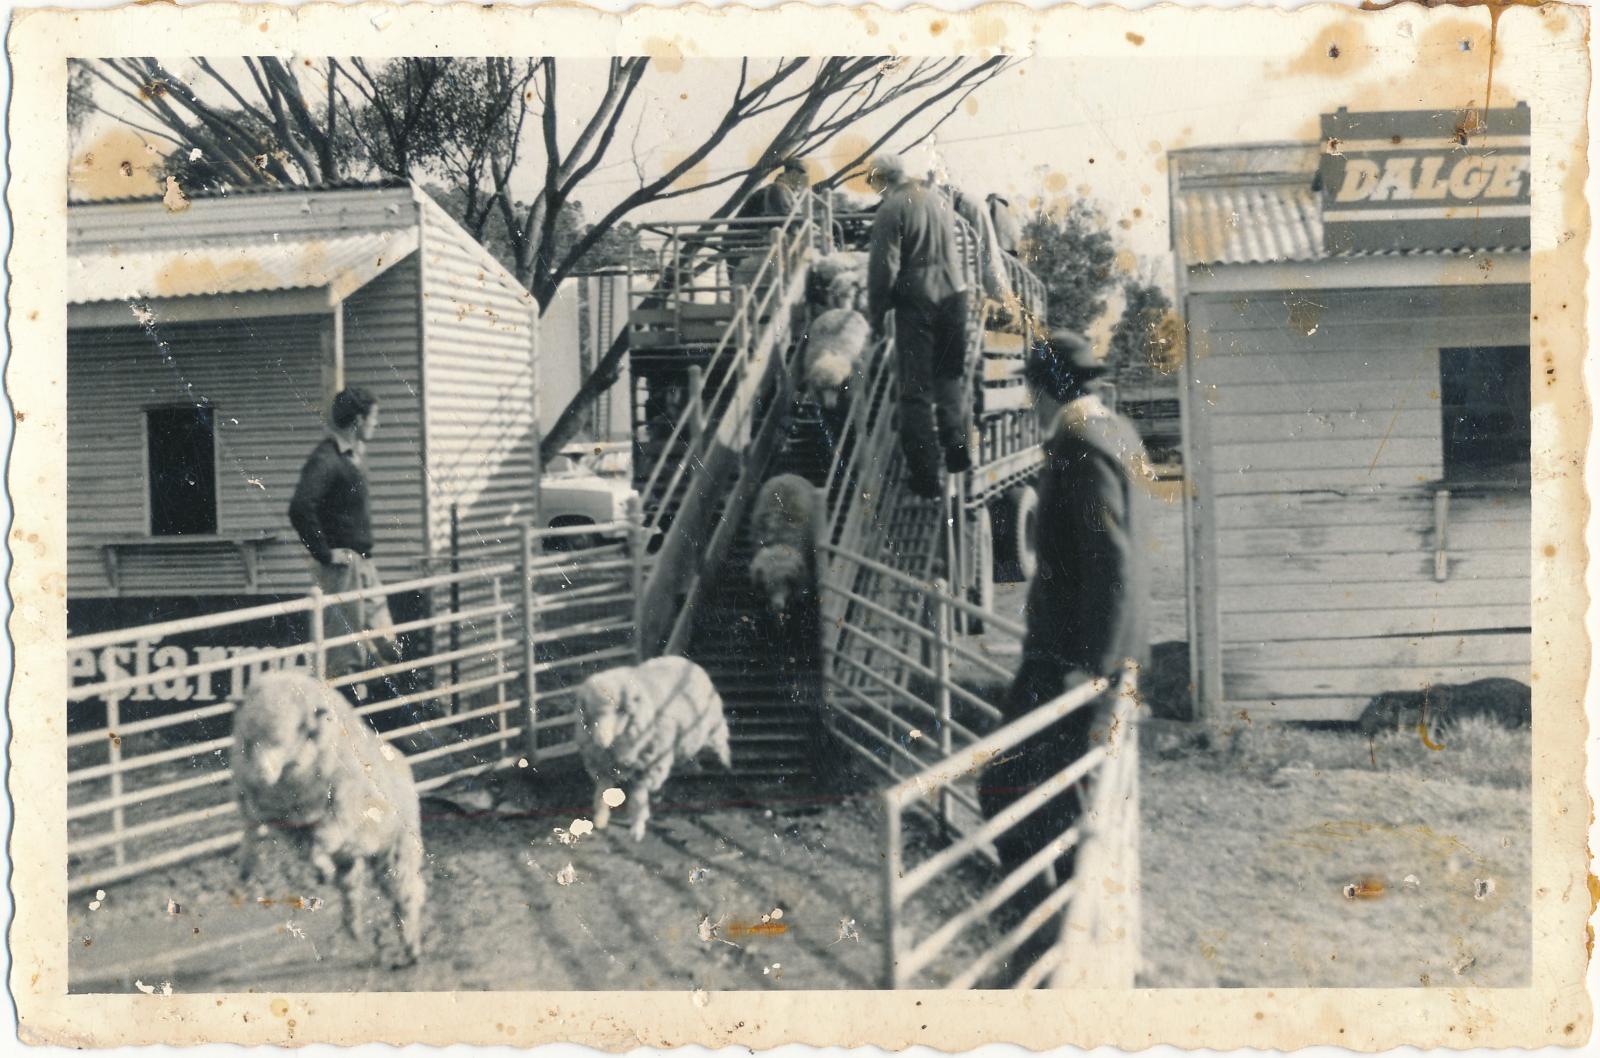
(69, 228), (419, 305)
(1170, 142), (1524, 267)
(1173, 179), (1324, 267)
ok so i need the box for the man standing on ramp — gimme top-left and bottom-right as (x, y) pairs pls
(865, 151), (971, 498)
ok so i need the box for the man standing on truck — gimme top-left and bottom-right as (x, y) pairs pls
(289, 386), (402, 691)
(731, 158), (811, 292)
(865, 150), (971, 498)
(977, 329), (1151, 983)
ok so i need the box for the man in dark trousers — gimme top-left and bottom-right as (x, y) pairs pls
(289, 386), (401, 689)
(865, 151), (971, 498)
(977, 328), (1151, 983)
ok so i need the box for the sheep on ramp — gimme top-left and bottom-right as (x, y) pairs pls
(749, 473), (820, 618)
(808, 250), (868, 308)
(232, 669), (426, 967)
(575, 656), (733, 841)
(804, 308), (872, 406)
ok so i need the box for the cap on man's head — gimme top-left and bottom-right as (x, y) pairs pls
(781, 157), (808, 176)
(867, 152), (908, 185)
(1024, 328), (1106, 400)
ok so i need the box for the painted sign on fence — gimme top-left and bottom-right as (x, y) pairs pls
(1319, 104), (1531, 254)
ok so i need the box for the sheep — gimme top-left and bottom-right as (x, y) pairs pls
(749, 473), (821, 618)
(804, 308), (872, 406)
(574, 656), (733, 841)
(808, 251), (869, 312)
(232, 669), (426, 967)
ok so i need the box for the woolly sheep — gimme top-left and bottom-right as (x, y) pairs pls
(749, 474), (821, 618)
(575, 656), (733, 841)
(808, 250), (869, 308)
(805, 308), (872, 405)
(232, 670), (426, 967)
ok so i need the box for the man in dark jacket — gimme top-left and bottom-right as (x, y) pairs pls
(865, 151), (971, 498)
(731, 158), (811, 291)
(289, 386), (400, 683)
(976, 328), (1151, 981)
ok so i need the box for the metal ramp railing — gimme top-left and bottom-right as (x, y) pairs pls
(626, 193), (825, 660)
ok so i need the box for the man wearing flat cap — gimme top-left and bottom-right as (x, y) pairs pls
(731, 157), (813, 291)
(976, 328), (1151, 983)
(865, 150), (971, 498)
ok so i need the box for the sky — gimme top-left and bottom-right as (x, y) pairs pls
(68, 3), (1550, 324)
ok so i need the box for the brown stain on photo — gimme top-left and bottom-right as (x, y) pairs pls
(1272, 20), (1374, 79)
(69, 127), (162, 201)
(642, 36), (686, 74)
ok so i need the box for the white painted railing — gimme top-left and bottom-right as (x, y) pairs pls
(817, 544), (1141, 990)
(66, 515), (650, 893)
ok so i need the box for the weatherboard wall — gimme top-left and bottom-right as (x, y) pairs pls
(1184, 283), (1532, 721)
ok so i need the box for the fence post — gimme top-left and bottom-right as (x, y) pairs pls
(106, 691), (125, 867)
(626, 493), (648, 662)
(687, 364), (705, 443)
(310, 586), (326, 679)
(932, 579), (953, 833)
(493, 572), (508, 758)
(450, 502), (462, 715)
(520, 523), (539, 765)
(881, 794), (903, 989)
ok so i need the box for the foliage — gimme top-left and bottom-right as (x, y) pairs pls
(1017, 199), (1118, 334)
(67, 60), (95, 133)
(1107, 279), (1180, 389)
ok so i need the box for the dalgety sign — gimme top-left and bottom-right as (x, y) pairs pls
(1319, 104), (1531, 255)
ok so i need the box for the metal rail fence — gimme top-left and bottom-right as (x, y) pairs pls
(66, 516), (650, 894)
(818, 545), (1141, 989)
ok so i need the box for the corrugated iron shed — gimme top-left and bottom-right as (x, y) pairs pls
(69, 228), (419, 305)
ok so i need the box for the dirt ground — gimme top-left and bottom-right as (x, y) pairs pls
(1140, 718), (1532, 987)
(68, 487), (1530, 992)
(69, 769), (999, 993)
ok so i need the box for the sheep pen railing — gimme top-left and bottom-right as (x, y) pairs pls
(817, 544), (1141, 989)
(65, 517), (648, 894)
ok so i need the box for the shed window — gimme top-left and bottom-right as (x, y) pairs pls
(147, 405), (218, 536)
(1439, 346), (1530, 486)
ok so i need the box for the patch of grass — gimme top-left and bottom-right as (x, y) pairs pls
(1140, 719), (1531, 987)
(1144, 715), (1531, 791)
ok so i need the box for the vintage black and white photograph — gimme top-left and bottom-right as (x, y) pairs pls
(8, 0), (1593, 1048)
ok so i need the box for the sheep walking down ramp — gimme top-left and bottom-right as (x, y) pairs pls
(804, 308), (872, 408)
(575, 656), (733, 842)
(231, 670), (427, 967)
(749, 473), (821, 618)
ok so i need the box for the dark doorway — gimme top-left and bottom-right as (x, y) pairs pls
(147, 404), (218, 535)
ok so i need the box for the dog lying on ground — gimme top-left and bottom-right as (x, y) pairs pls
(749, 473), (821, 618)
(232, 669), (426, 967)
(574, 656), (733, 841)
(1357, 677), (1532, 740)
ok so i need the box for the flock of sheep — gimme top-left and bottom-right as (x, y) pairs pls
(226, 248), (869, 970)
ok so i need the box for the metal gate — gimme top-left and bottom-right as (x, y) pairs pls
(65, 515), (649, 894)
(818, 545), (1142, 989)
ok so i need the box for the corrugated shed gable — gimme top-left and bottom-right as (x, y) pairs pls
(417, 195), (539, 556)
